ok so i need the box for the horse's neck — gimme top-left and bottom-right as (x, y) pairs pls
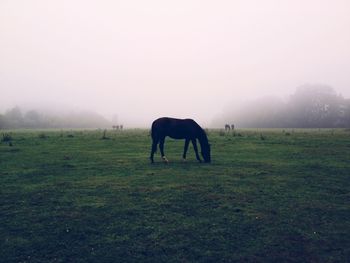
(197, 130), (208, 146)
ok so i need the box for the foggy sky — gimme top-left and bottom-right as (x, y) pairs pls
(1, 0), (350, 127)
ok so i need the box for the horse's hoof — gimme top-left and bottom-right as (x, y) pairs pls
(162, 156), (169, 163)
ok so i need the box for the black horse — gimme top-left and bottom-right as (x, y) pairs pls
(150, 117), (211, 163)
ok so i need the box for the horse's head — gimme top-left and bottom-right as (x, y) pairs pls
(201, 143), (211, 163)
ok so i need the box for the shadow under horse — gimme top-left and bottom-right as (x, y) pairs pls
(150, 117), (211, 163)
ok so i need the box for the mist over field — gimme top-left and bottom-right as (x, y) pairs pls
(1, 0), (350, 127)
(2, 2), (350, 262)
(1, 84), (350, 129)
(214, 84), (350, 128)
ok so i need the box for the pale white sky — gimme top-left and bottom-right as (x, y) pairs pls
(1, 0), (350, 126)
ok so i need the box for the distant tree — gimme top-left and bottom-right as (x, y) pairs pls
(25, 110), (40, 122)
(226, 96), (287, 128)
(4, 107), (23, 128)
(344, 99), (350, 127)
(214, 84), (350, 128)
(0, 107), (112, 129)
(24, 110), (42, 128)
(0, 114), (7, 129)
(288, 85), (346, 127)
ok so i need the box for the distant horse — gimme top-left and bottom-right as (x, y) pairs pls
(150, 117), (211, 163)
(112, 125), (123, 130)
(225, 124), (231, 131)
(231, 124), (234, 130)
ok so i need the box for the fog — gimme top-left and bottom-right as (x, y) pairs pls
(214, 84), (350, 128)
(1, 0), (350, 127)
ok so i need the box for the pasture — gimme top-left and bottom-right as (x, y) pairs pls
(1, 129), (349, 262)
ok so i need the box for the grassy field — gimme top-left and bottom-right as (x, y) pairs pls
(1, 128), (349, 262)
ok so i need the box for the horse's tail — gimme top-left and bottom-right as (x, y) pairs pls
(150, 122), (155, 139)
(150, 123), (157, 153)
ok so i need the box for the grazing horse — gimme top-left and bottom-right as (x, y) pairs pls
(225, 124), (231, 131)
(150, 117), (211, 163)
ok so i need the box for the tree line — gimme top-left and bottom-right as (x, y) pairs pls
(0, 107), (111, 129)
(215, 85), (350, 128)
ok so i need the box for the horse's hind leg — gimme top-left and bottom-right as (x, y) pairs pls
(150, 139), (158, 163)
(159, 137), (168, 163)
(191, 139), (202, 163)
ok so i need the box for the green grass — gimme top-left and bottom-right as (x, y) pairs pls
(1, 128), (349, 262)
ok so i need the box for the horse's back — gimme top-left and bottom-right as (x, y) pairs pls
(151, 117), (201, 139)
(152, 117), (197, 127)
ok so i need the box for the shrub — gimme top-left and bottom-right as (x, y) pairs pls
(2, 133), (12, 142)
(38, 133), (48, 139)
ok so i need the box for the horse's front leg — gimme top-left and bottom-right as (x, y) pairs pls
(159, 137), (168, 163)
(191, 139), (202, 163)
(182, 139), (190, 161)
